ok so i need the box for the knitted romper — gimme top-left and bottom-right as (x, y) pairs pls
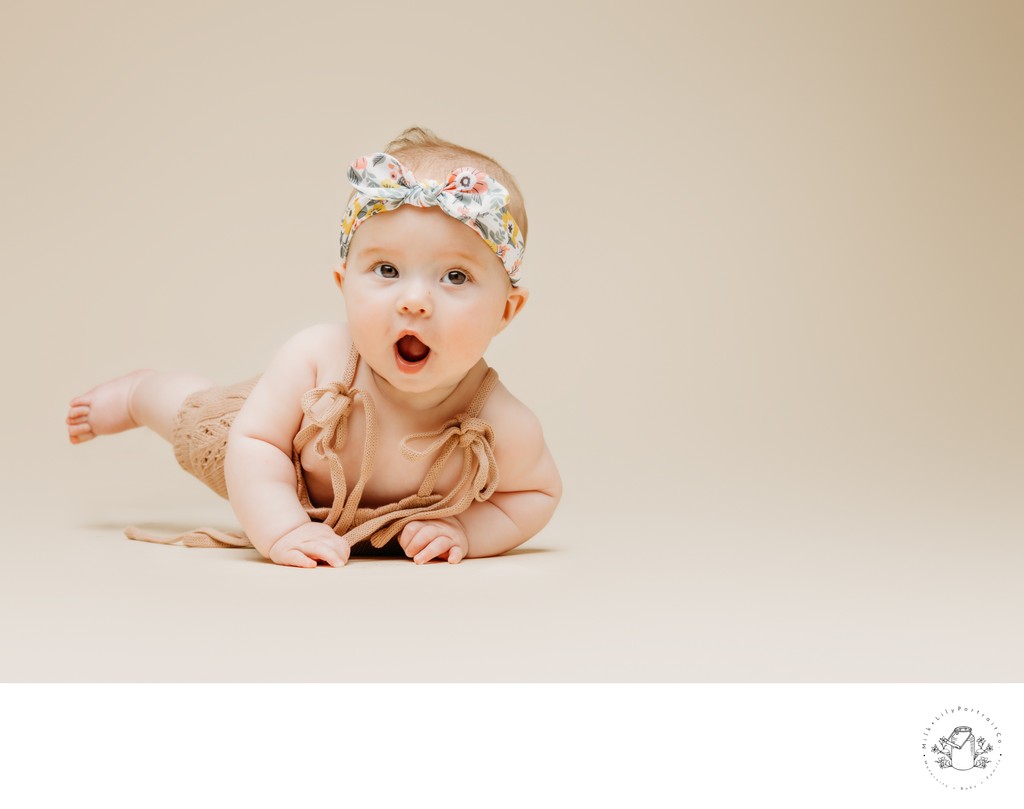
(125, 344), (501, 557)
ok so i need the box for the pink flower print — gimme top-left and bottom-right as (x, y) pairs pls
(353, 156), (367, 171)
(452, 168), (489, 195)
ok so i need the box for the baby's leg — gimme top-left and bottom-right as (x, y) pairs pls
(67, 370), (215, 445)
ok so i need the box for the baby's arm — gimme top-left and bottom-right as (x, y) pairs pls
(400, 400), (561, 563)
(224, 327), (349, 567)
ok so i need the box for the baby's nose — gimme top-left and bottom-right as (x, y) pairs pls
(397, 285), (432, 316)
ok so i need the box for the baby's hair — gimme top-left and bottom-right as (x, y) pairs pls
(347, 126), (529, 245)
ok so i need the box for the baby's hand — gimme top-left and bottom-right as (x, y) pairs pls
(268, 522), (350, 568)
(399, 519), (468, 565)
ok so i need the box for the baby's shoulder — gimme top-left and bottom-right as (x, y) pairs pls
(278, 322), (352, 381)
(480, 381), (541, 438)
(478, 379), (547, 474)
(284, 322), (350, 355)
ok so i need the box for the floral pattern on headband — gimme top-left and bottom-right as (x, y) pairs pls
(339, 152), (525, 284)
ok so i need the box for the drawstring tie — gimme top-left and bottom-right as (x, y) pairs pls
(125, 345), (500, 552)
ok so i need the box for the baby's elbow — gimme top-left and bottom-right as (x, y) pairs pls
(530, 453), (562, 520)
(526, 483), (562, 537)
(545, 465), (563, 505)
(541, 484), (562, 532)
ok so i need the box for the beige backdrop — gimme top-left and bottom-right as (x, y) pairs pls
(1, 0), (1020, 680)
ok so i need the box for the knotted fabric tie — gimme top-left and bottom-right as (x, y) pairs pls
(124, 353), (503, 553)
(295, 380), (378, 534)
(300, 382), (352, 460)
(339, 151), (525, 284)
(332, 368), (502, 549)
(400, 415), (499, 502)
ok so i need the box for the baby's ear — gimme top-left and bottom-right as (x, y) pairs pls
(333, 265), (345, 290)
(498, 286), (529, 332)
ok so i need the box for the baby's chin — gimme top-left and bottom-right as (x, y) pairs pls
(367, 355), (476, 399)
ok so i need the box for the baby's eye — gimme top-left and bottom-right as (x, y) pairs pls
(374, 264), (399, 279)
(442, 270), (469, 285)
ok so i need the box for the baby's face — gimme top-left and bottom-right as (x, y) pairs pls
(337, 205), (526, 399)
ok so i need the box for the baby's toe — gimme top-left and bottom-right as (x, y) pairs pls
(68, 405), (90, 419)
(68, 423), (93, 438)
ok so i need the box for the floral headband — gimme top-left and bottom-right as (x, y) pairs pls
(339, 152), (525, 285)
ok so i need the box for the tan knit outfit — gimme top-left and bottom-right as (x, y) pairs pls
(124, 344), (500, 556)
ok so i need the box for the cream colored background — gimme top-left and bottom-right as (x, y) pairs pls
(1, 1), (1020, 680)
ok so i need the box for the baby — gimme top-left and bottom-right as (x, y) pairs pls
(66, 127), (562, 568)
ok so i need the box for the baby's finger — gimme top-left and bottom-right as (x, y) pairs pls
(398, 521), (426, 554)
(414, 535), (455, 565)
(275, 548), (318, 568)
(404, 523), (445, 558)
(302, 539), (348, 567)
(447, 545), (465, 564)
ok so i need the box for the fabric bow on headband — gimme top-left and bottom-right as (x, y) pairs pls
(339, 152), (525, 284)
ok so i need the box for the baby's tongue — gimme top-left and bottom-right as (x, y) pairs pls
(397, 334), (430, 362)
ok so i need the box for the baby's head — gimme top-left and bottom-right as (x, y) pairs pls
(334, 127), (530, 397)
(354, 127), (527, 248)
(337, 127), (528, 286)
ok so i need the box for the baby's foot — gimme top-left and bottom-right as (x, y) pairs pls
(66, 369), (156, 444)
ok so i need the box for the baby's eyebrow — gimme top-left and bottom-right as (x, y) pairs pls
(358, 245), (482, 264)
(355, 245), (391, 258)
(441, 250), (483, 264)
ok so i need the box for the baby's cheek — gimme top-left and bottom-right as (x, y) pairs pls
(453, 328), (491, 363)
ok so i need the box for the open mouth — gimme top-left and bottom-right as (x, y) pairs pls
(395, 333), (431, 371)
